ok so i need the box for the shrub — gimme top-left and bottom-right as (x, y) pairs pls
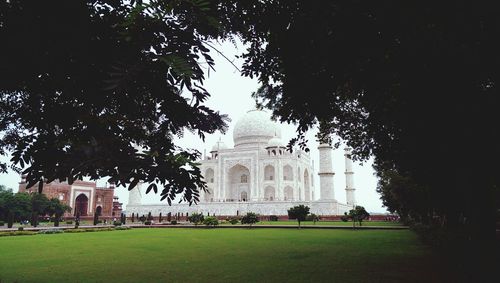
(170, 220), (177, 225)
(0, 231), (37, 237)
(18, 227), (24, 231)
(0, 221), (4, 226)
(188, 213), (204, 225)
(38, 229), (64, 234)
(113, 221), (122, 226)
(203, 216), (219, 227)
(66, 220), (73, 224)
(269, 215), (279, 221)
(115, 226), (131, 230)
(144, 221), (152, 225)
(306, 213), (320, 223)
(241, 212), (259, 226)
(229, 217), (239, 225)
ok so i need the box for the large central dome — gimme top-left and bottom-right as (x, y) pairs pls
(233, 109), (281, 148)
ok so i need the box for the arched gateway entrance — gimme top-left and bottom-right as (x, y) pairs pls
(75, 194), (89, 216)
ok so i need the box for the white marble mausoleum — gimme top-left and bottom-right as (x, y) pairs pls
(126, 109), (356, 216)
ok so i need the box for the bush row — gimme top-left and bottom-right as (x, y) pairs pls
(0, 231), (37, 237)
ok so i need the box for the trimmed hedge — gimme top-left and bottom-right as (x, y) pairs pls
(0, 231), (37, 237)
(38, 229), (64, 234)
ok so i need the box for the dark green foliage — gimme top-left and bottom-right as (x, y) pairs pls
(0, 1), (229, 205)
(159, 212), (162, 223)
(144, 221), (152, 225)
(188, 212), (204, 226)
(45, 198), (71, 227)
(65, 221), (73, 225)
(131, 213), (135, 223)
(269, 215), (278, 221)
(18, 227), (24, 231)
(147, 212), (152, 221)
(228, 217), (239, 225)
(93, 213), (99, 226)
(341, 213), (349, 222)
(306, 213), (319, 224)
(167, 212), (172, 222)
(241, 212), (259, 226)
(139, 215), (146, 223)
(203, 216), (218, 227)
(75, 211), (80, 228)
(113, 221), (122, 226)
(121, 213), (126, 225)
(287, 205), (310, 228)
(0, 230), (36, 237)
(170, 220), (177, 225)
(348, 206), (370, 228)
(0, 220), (4, 226)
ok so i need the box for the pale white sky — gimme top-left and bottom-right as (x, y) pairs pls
(0, 41), (386, 213)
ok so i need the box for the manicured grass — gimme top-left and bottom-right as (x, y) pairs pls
(249, 220), (403, 226)
(0, 228), (453, 282)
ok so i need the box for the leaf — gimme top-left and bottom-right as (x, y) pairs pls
(146, 183), (157, 194)
(128, 178), (140, 191)
(38, 180), (44, 194)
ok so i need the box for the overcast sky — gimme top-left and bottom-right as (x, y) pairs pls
(0, 41), (387, 213)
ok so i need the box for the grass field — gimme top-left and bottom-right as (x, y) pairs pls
(0, 228), (454, 283)
(248, 220), (403, 226)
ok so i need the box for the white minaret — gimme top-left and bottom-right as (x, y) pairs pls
(344, 147), (356, 207)
(128, 182), (143, 206)
(318, 143), (335, 200)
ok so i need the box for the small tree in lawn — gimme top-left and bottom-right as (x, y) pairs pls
(93, 212), (99, 226)
(203, 216), (218, 227)
(188, 212), (204, 226)
(46, 198), (70, 227)
(159, 212), (163, 223)
(75, 211), (80, 228)
(147, 212), (152, 221)
(348, 206), (370, 229)
(167, 212), (171, 222)
(131, 213), (135, 223)
(241, 212), (259, 227)
(121, 213), (126, 225)
(288, 205), (310, 228)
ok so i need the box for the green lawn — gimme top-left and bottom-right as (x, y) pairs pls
(0, 228), (454, 283)
(248, 220), (403, 226)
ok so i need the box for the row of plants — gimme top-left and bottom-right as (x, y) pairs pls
(0, 186), (70, 228)
(0, 226), (132, 237)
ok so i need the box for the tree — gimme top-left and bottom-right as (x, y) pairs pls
(159, 212), (162, 223)
(93, 212), (99, 226)
(203, 216), (218, 227)
(227, 2), (498, 278)
(287, 205), (310, 228)
(241, 212), (259, 227)
(75, 211), (80, 228)
(30, 193), (49, 227)
(348, 206), (370, 228)
(131, 212), (135, 223)
(121, 213), (126, 225)
(0, 0), (229, 205)
(188, 212), (204, 226)
(45, 198), (71, 227)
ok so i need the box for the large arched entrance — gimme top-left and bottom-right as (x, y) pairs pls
(227, 164), (250, 201)
(75, 194), (89, 216)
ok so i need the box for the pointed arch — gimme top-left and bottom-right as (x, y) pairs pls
(283, 164), (293, 181)
(264, 164), (275, 181)
(264, 186), (275, 201)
